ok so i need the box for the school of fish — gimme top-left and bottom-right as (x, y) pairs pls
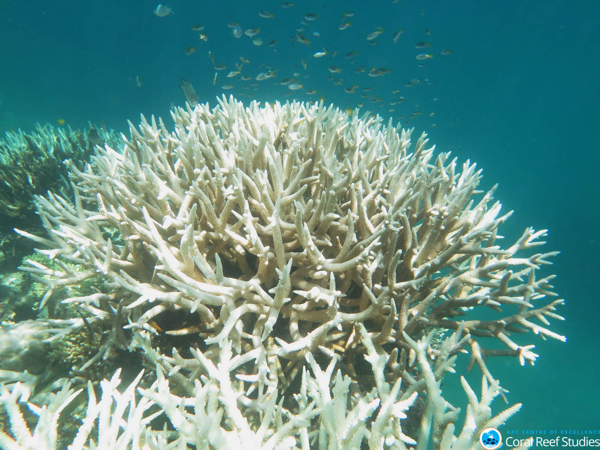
(150, 2), (453, 127)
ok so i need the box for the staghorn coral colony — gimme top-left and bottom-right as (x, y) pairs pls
(0, 124), (122, 273)
(0, 97), (565, 449)
(0, 124), (120, 224)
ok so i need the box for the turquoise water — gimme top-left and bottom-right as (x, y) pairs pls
(1, 0), (598, 438)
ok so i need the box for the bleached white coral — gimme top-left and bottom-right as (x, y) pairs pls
(3, 96), (565, 448)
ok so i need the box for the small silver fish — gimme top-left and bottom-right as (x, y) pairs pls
(153, 4), (172, 17)
(179, 78), (198, 106)
(367, 27), (384, 40)
(255, 72), (273, 81)
(392, 29), (404, 44)
(295, 33), (310, 45)
(232, 24), (243, 38)
(416, 53), (433, 60)
(415, 42), (432, 49)
(245, 28), (261, 37)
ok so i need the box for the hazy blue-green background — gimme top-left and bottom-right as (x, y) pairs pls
(1, 0), (598, 437)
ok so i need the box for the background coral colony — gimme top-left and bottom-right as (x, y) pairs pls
(0, 0), (599, 448)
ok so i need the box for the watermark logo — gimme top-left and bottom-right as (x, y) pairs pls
(480, 427), (502, 449)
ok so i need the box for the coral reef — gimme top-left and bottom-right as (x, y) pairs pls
(0, 124), (122, 272)
(0, 97), (565, 449)
(0, 124), (121, 223)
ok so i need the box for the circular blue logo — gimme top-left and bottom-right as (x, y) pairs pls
(479, 427), (502, 450)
